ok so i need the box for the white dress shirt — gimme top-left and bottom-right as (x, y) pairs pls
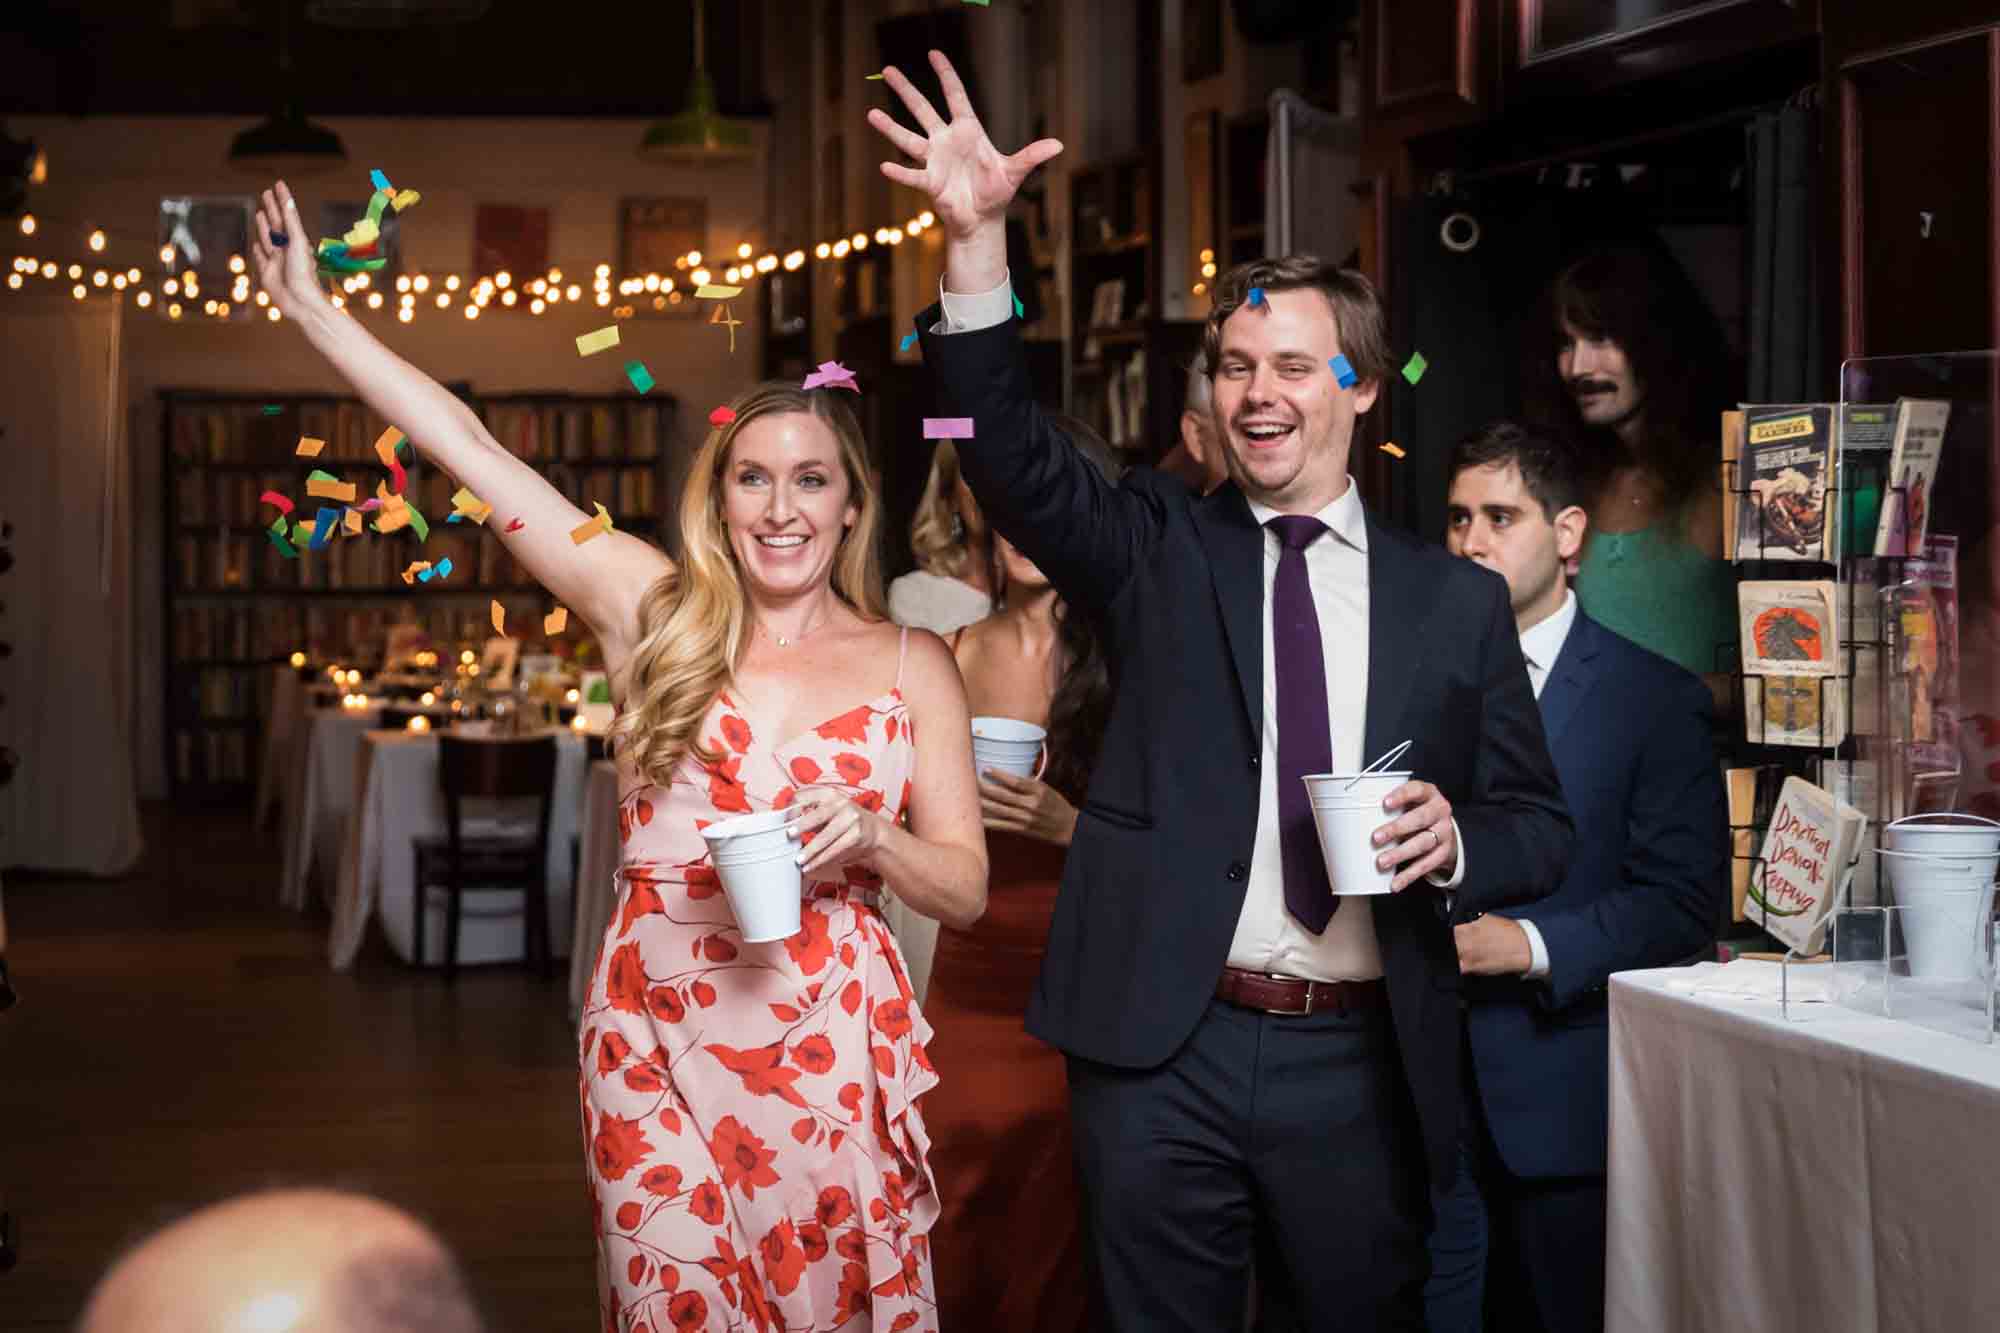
(938, 272), (1463, 984)
(1508, 590), (1579, 979)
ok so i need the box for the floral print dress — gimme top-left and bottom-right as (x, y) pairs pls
(580, 631), (939, 1332)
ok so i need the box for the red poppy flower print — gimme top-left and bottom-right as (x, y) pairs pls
(817, 1185), (855, 1227)
(596, 1030), (632, 1075)
(834, 1261), (873, 1324)
(873, 997), (913, 1040)
(591, 1112), (652, 1182)
(799, 1220), (828, 1262)
(789, 1033), (836, 1075)
(833, 752), (872, 785)
(789, 755), (823, 785)
(710, 1115), (781, 1199)
(689, 1178), (725, 1225)
(759, 1219), (807, 1296)
(667, 1290), (708, 1332)
(640, 1164), (683, 1196)
(720, 713), (752, 753)
(690, 980), (718, 1007)
(616, 1201), (644, 1231)
(884, 713), (898, 743)
(784, 905), (834, 975)
(684, 865), (720, 900)
(618, 878), (665, 935)
(708, 754), (751, 813)
(815, 705), (872, 744)
(704, 1042), (807, 1107)
(890, 1315), (922, 1332)
(835, 1228), (869, 1262)
(605, 942), (648, 1014)
(837, 1082), (864, 1122)
(771, 785), (796, 809)
(622, 1063), (665, 1093)
(634, 797), (654, 827)
(647, 985), (686, 1024)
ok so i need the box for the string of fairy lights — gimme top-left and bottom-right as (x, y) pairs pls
(1, 205), (939, 324)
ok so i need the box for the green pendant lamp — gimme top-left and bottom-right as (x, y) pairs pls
(637, 0), (752, 165)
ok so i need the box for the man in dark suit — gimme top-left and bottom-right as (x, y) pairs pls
(1429, 424), (1728, 1333)
(870, 53), (1573, 1330)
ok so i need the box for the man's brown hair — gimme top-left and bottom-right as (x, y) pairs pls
(1201, 255), (1395, 389)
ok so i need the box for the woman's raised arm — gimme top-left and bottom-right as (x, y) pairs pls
(250, 181), (671, 675)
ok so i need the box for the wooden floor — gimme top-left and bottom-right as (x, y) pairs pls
(0, 804), (595, 1331)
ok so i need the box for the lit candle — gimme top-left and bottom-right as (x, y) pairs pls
(290, 651), (306, 668)
(565, 688), (580, 704)
(570, 713), (589, 733)
(420, 691), (436, 706)
(406, 715), (431, 733)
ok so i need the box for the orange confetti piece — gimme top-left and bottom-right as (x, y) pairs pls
(305, 476), (357, 503)
(491, 600), (506, 635)
(1380, 442), (1406, 459)
(400, 560), (432, 585)
(343, 509), (362, 536)
(295, 436), (326, 458)
(544, 606), (568, 636)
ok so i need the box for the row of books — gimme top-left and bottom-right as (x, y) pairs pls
(177, 667), (271, 722)
(1725, 398), (1952, 562)
(172, 727), (253, 786)
(175, 464), (662, 529)
(172, 526), (543, 592)
(1737, 536), (1959, 754)
(169, 400), (672, 465)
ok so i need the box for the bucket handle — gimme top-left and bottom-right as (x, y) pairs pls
(1888, 813), (2000, 831)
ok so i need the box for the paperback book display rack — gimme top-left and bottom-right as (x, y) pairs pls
(1723, 351), (1999, 1042)
(161, 389), (680, 802)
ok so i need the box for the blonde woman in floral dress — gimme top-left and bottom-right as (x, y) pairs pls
(251, 181), (987, 1333)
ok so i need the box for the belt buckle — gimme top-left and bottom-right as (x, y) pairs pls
(1266, 971), (1313, 1017)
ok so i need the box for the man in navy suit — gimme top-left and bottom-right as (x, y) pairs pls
(1428, 423), (1729, 1333)
(872, 52), (1573, 1331)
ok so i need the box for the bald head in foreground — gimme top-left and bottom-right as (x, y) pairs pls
(80, 1189), (484, 1333)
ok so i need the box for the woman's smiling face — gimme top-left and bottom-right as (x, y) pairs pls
(720, 411), (858, 599)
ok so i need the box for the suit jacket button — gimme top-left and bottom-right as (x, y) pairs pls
(1227, 861), (1248, 881)
(1249, 754), (1260, 770)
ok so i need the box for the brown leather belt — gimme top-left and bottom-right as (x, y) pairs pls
(1215, 967), (1387, 1017)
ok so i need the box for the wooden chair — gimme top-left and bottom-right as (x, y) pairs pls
(412, 734), (558, 982)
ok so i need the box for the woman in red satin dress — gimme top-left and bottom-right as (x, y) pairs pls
(921, 424), (1117, 1333)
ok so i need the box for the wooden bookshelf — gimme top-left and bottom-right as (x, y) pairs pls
(160, 388), (680, 803)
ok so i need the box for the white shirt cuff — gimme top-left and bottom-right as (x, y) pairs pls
(1425, 817), (1467, 890)
(933, 273), (1015, 335)
(1519, 918), (1550, 979)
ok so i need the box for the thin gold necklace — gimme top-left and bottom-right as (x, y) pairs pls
(759, 604), (832, 648)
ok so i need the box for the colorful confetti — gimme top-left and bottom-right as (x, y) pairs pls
(433, 556), (454, 579)
(1329, 354), (1357, 389)
(1248, 287), (1265, 307)
(369, 168), (393, 193)
(260, 490), (295, 516)
(569, 503), (614, 546)
(1401, 351), (1428, 385)
(373, 427), (407, 494)
(922, 417), (975, 439)
(576, 325), (622, 357)
(709, 406), (737, 428)
(391, 189), (420, 212)
(695, 283), (744, 299)
(491, 600), (506, 635)
(625, 360), (656, 394)
(1013, 292), (1025, 319)
(504, 517), (524, 533)
(1380, 442), (1406, 459)
(295, 435), (325, 458)
(305, 475), (357, 503)
(401, 561), (432, 585)
(801, 360), (859, 393)
(310, 506), (342, 551)
(544, 606), (568, 636)
(900, 331), (918, 353)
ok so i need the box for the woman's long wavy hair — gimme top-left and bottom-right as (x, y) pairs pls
(610, 383), (886, 789)
(908, 440), (981, 579)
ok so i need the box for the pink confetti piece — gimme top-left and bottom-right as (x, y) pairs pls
(922, 417), (975, 439)
(801, 360), (860, 393)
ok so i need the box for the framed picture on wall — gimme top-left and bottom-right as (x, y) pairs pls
(619, 197), (706, 315)
(472, 204), (549, 283)
(157, 196), (254, 309)
(1182, 0), (1224, 83)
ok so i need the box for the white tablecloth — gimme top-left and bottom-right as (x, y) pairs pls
(254, 665), (303, 830)
(277, 705), (384, 911)
(1607, 968), (2000, 1333)
(328, 729), (587, 969)
(568, 758), (622, 1020)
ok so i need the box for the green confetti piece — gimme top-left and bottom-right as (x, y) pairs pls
(394, 435), (412, 462)
(1013, 292), (1025, 319)
(625, 360), (656, 394)
(266, 526), (297, 558)
(406, 504), (429, 543)
(261, 404), (282, 415)
(364, 188), (392, 227)
(306, 468), (338, 484)
(866, 72), (886, 81)
(1401, 351), (1428, 386)
(291, 518), (313, 544)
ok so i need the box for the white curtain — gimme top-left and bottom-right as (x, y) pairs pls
(1265, 89), (1363, 266)
(0, 297), (144, 875)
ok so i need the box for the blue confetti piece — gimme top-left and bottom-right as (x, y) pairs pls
(1329, 354), (1357, 388)
(1248, 287), (1265, 306)
(1013, 292), (1025, 319)
(899, 331), (918, 353)
(309, 506), (341, 550)
(434, 556), (454, 580)
(417, 566), (435, 583)
(446, 512), (464, 524)
(369, 168), (393, 192)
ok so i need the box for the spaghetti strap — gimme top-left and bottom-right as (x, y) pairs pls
(949, 626), (967, 652)
(895, 625), (911, 691)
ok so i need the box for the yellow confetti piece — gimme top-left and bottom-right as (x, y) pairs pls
(343, 216), (380, 249)
(544, 606), (568, 636)
(1380, 442), (1406, 459)
(343, 509), (362, 536)
(391, 189), (421, 212)
(400, 560), (432, 585)
(575, 325), (622, 357)
(450, 486), (492, 521)
(491, 600), (506, 635)
(695, 284), (744, 299)
(295, 436), (326, 458)
(305, 476), (357, 503)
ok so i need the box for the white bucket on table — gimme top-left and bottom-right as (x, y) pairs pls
(1303, 771), (1411, 897)
(1878, 846), (1998, 982)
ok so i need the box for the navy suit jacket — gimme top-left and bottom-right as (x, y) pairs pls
(1464, 609), (1728, 1181)
(918, 306), (1574, 1188)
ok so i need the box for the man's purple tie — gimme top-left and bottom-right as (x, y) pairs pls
(1268, 515), (1337, 933)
